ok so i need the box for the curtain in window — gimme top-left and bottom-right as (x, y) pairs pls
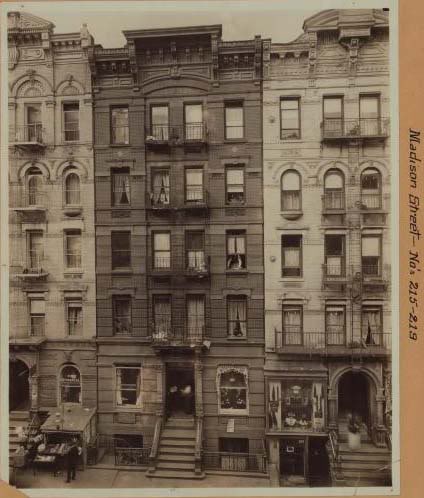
(228, 298), (247, 337)
(227, 235), (245, 269)
(326, 308), (344, 345)
(136, 371), (142, 407)
(152, 171), (170, 204)
(116, 369), (123, 406)
(154, 233), (171, 268)
(67, 233), (81, 267)
(113, 174), (130, 205)
(282, 171), (300, 210)
(154, 299), (171, 339)
(283, 308), (301, 344)
(28, 175), (42, 205)
(363, 309), (381, 345)
(217, 366), (248, 412)
(65, 173), (80, 205)
(187, 296), (205, 338)
(68, 304), (82, 335)
(186, 169), (203, 201)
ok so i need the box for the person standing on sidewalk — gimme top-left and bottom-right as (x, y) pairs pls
(66, 438), (80, 483)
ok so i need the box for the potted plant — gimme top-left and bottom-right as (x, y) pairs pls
(347, 414), (362, 450)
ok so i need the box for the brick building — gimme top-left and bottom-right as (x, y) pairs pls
(263, 9), (392, 486)
(90, 25), (266, 477)
(8, 11), (97, 453)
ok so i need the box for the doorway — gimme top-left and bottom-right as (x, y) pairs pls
(9, 359), (30, 412)
(308, 437), (330, 487)
(166, 364), (195, 417)
(338, 371), (370, 426)
(280, 438), (305, 481)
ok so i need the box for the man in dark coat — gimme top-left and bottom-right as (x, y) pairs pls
(66, 439), (80, 483)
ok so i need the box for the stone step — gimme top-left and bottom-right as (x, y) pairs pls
(341, 460), (391, 471)
(160, 438), (195, 448)
(165, 418), (195, 429)
(339, 443), (390, 454)
(10, 411), (30, 421)
(159, 445), (194, 455)
(156, 461), (195, 471)
(345, 478), (391, 487)
(161, 429), (196, 439)
(158, 453), (195, 463)
(340, 454), (391, 465)
(147, 469), (205, 480)
(342, 469), (390, 481)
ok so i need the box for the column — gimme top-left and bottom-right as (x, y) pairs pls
(374, 388), (387, 447)
(29, 374), (39, 413)
(328, 392), (338, 430)
(194, 355), (203, 418)
(153, 363), (164, 416)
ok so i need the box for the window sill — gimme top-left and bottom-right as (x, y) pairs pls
(219, 410), (249, 417)
(280, 210), (303, 220)
(279, 137), (302, 142)
(227, 336), (247, 341)
(111, 269), (133, 275)
(109, 143), (131, 147)
(280, 277), (304, 282)
(226, 269), (248, 275)
(115, 406), (142, 411)
(64, 269), (84, 275)
(225, 202), (246, 207)
(224, 138), (246, 144)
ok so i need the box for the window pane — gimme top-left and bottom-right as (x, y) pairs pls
(361, 169), (380, 190)
(112, 232), (131, 269)
(152, 170), (170, 204)
(63, 103), (79, 141)
(152, 106), (169, 124)
(228, 297), (247, 337)
(111, 107), (129, 144)
(360, 96), (379, 118)
(66, 231), (81, 268)
(323, 97), (342, 118)
(185, 104), (202, 123)
(282, 171), (300, 191)
(154, 233), (170, 251)
(281, 99), (300, 139)
(225, 105), (243, 139)
(65, 173), (80, 205)
(112, 171), (131, 206)
(362, 237), (380, 256)
(113, 297), (132, 334)
(325, 171), (343, 189)
(227, 232), (246, 269)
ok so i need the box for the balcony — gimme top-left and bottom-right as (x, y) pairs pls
(145, 123), (207, 151)
(148, 187), (173, 213)
(203, 451), (267, 474)
(185, 254), (210, 279)
(274, 329), (391, 357)
(151, 322), (204, 350)
(150, 256), (173, 279)
(361, 264), (389, 291)
(10, 124), (46, 151)
(182, 189), (209, 213)
(322, 262), (347, 289)
(321, 118), (389, 142)
(15, 257), (48, 281)
(12, 189), (47, 221)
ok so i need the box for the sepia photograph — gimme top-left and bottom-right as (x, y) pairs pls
(2, 0), (396, 494)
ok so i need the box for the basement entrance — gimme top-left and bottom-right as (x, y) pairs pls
(166, 364), (195, 417)
(9, 359), (30, 412)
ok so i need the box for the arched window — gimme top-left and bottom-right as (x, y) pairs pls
(27, 168), (43, 206)
(281, 170), (301, 211)
(323, 169), (345, 210)
(65, 172), (80, 205)
(361, 168), (381, 209)
(60, 364), (81, 404)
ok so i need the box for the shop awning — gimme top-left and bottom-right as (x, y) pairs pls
(41, 406), (96, 433)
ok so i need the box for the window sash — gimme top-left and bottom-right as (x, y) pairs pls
(116, 367), (141, 407)
(113, 297), (132, 335)
(153, 233), (171, 269)
(30, 314), (45, 336)
(151, 170), (170, 205)
(280, 99), (300, 139)
(153, 297), (172, 338)
(227, 297), (247, 337)
(225, 105), (244, 139)
(226, 168), (244, 204)
(187, 296), (205, 336)
(226, 233), (246, 270)
(185, 169), (203, 201)
(282, 236), (302, 277)
(282, 307), (302, 345)
(112, 173), (131, 206)
(326, 307), (345, 345)
(111, 108), (129, 144)
(63, 104), (80, 141)
(111, 232), (131, 269)
(65, 232), (82, 268)
(67, 303), (83, 336)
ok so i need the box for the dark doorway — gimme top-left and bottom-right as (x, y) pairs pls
(9, 359), (30, 412)
(280, 438), (305, 478)
(166, 364), (195, 417)
(308, 437), (330, 487)
(338, 371), (369, 425)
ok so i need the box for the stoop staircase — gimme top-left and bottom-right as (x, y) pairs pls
(147, 417), (205, 479)
(337, 417), (392, 487)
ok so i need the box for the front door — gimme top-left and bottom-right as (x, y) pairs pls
(166, 364), (195, 417)
(9, 359), (30, 412)
(280, 438), (306, 483)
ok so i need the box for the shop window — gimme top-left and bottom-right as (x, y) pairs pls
(281, 235), (302, 277)
(326, 305), (345, 345)
(186, 231), (205, 271)
(153, 295), (171, 340)
(111, 168), (131, 206)
(361, 168), (382, 209)
(185, 168), (204, 202)
(64, 172), (80, 206)
(227, 296), (247, 338)
(153, 232), (171, 269)
(362, 235), (381, 276)
(66, 300), (83, 336)
(282, 305), (302, 345)
(60, 364), (81, 404)
(65, 230), (82, 269)
(362, 306), (383, 345)
(113, 296), (132, 335)
(27, 230), (44, 271)
(63, 102), (80, 142)
(184, 104), (203, 140)
(226, 166), (245, 205)
(323, 96), (343, 136)
(280, 97), (300, 139)
(281, 381), (312, 430)
(115, 367), (141, 408)
(150, 105), (169, 140)
(217, 366), (248, 415)
(27, 169), (43, 206)
(29, 298), (45, 337)
(281, 170), (301, 211)
(323, 169), (345, 210)
(151, 169), (170, 206)
(111, 231), (131, 270)
(111, 107), (129, 144)
(187, 295), (205, 339)
(324, 235), (345, 277)
(225, 102), (244, 139)
(226, 231), (246, 270)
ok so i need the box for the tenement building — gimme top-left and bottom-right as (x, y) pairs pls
(8, 12), (97, 459)
(263, 9), (392, 486)
(90, 25), (266, 477)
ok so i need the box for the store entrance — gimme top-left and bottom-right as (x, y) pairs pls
(338, 371), (370, 426)
(9, 359), (30, 412)
(280, 438), (305, 484)
(166, 364), (195, 417)
(308, 437), (330, 486)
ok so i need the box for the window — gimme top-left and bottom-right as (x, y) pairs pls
(153, 232), (171, 269)
(111, 231), (131, 270)
(360, 94), (380, 135)
(111, 107), (129, 144)
(29, 298), (45, 337)
(116, 367), (141, 407)
(185, 168), (204, 202)
(226, 166), (245, 205)
(226, 231), (246, 270)
(27, 169), (43, 206)
(361, 168), (382, 209)
(280, 98), (300, 139)
(65, 172), (80, 205)
(151, 169), (170, 206)
(66, 300), (83, 336)
(187, 295), (205, 339)
(153, 295), (171, 340)
(63, 103), (80, 142)
(323, 96), (343, 136)
(26, 104), (42, 142)
(281, 235), (302, 277)
(225, 102), (244, 139)
(218, 366), (248, 414)
(362, 235), (381, 276)
(326, 306), (345, 345)
(186, 231), (206, 271)
(113, 296), (132, 335)
(112, 168), (131, 206)
(185, 104), (203, 140)
(151, 105), (169, 140)
(219, 438), (249, 471)
(60, 364), (81, 404)
(282, 305), (302, 345)
(323, 169), (345, 210)
(227, 296), (247, 338)
(281, 170), (301, 211)
(362, 306), (383, 345)
(324, 235), (345, 277)
(65, 230), (82, 269)
(28, 231), (44, 271)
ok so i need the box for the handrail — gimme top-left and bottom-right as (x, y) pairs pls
(329, 430), (338, 463)
(194, 416), (203, 475)
(149, 415), (162, 470)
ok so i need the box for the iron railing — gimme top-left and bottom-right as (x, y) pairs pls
(360, 194), (382, 210)
(14, 188), (46, 209)
(152, 255), (172, 270)
(11, 124), (44, 144)
(321, 118), (390, 140)
(152, 323), (204, 343)
(323, 262), (346, 279)
(322, 192), (345, 210)
(146, 123), (207, 143)
(203, 451), (267, 473)
(115, 447), (150, 466)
